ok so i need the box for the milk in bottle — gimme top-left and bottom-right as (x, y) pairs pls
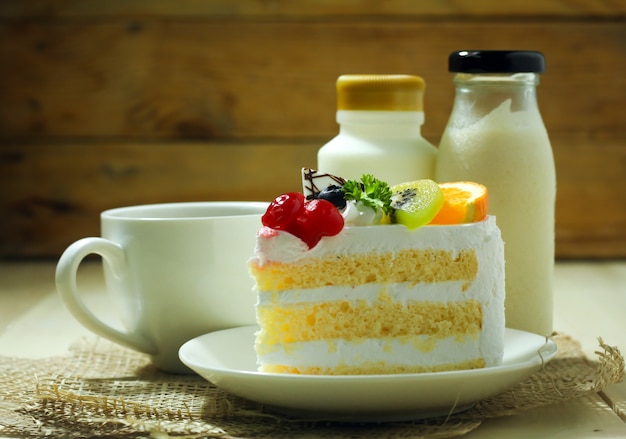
(435, 51), (556, 336)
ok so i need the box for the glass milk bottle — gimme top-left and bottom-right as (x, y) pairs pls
(435, 51), (556, 336)
(318, 74), (437, 185)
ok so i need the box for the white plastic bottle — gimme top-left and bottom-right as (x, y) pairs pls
(317, 74), (437, 185)
(435, 51), (556, 336)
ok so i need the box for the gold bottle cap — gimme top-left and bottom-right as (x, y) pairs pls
(336, 74), (425, 111)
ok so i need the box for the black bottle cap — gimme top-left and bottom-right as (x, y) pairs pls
(449, 50), (546, 73)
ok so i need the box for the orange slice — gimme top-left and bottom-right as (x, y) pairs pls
(429, 182), (488, 225)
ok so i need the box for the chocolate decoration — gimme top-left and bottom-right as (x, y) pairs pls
(301, 168), (347, 200)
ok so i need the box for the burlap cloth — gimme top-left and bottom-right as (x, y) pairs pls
(0, 333), (623, 438)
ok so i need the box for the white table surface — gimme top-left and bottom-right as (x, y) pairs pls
(1, 260), (625, 438)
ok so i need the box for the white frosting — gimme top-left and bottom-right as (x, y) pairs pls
(258, 281), (472, 306)
(252, 216), (506, 371)
(341, 200), (383, 226)
(253, 227), (309, 265)
(252, 216), (501, 265)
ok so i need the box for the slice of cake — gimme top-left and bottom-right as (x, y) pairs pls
(249, 169), (505, 375)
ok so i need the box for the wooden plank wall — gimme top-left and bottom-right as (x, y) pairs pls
(1, 1), (625, 258)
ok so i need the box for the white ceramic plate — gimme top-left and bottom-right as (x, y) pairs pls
(179, 326), (557, 421)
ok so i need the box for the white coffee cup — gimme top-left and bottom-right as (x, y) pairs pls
(55, 201), (267, 373)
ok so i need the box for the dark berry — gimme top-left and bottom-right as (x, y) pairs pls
(262, 192), (305, 230)
(316, 185), (347, 209)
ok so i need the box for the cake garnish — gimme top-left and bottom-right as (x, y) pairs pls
(262, 192), (344, 249)
(302, 167), (346, 201)
(262, 192), (306, 232)
(390, 180), (445, 230)
(301, 168), (392, 226)
(263, 169), (490, 248)
(317, 185), (346, 210)
(429, 182), (489, 224)
(343, 175), (392, 215)
(341, 175), (392, 226)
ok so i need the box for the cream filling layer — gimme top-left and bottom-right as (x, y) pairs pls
(256, 335), (496, 369)
(257, 281), (479, 307)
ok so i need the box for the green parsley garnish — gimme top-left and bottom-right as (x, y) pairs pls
(342, 174), (393, 215)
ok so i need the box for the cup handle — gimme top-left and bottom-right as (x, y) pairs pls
(55, 237), (157, 355)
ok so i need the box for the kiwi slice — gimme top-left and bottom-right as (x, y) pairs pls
(390, 179), (444, 229)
